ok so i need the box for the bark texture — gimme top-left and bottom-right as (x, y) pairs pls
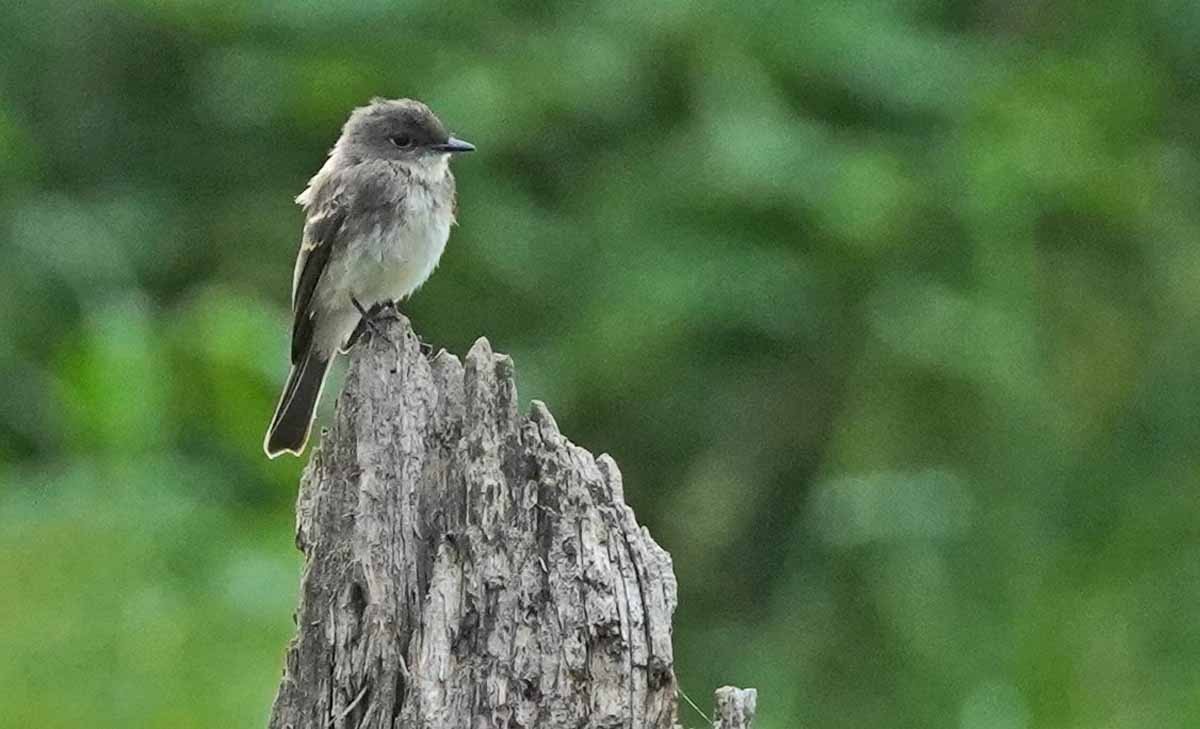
(712, 687), (758, 729)
(268, 316), (681, 729)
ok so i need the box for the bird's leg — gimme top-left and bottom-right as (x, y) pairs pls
(346, 296), (395, 348)
(345, 298), (430, 357)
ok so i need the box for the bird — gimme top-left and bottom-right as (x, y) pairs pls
(264, 97), (474, 458)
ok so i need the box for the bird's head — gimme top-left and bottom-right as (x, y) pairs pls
(336, 97), (474, 167)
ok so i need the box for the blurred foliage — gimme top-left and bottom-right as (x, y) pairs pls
(3, 1), (1200, 727)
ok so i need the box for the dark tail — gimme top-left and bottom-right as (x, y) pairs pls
(264, 349), (331, 458)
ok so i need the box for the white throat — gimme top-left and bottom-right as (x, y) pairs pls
(404, 153), (450, 184)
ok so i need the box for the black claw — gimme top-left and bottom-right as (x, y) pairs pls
(347, 297), (399, 349)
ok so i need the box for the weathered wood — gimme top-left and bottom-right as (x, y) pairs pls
(712, 687), (757, 729)
(268, 315), (682, 729)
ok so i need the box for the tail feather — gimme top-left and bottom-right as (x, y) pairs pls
(264, 349), (331, 458)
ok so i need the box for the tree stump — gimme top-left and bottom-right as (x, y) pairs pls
(267, 316), (754, 729)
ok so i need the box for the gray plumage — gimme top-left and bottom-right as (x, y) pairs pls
(265, 98), (473, 458)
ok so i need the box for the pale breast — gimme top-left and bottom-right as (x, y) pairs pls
(309, 158), (456, 332)
(346, 182), (453, 304)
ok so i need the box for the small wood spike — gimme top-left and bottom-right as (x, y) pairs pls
(713, 686), (758, 729)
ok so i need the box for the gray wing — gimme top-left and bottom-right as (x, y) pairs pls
(290, 199), (346, 364)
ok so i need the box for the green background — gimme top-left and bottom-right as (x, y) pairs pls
(3, 1), (1199, 727)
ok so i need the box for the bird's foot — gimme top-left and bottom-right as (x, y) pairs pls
(347, 298), (402, 349)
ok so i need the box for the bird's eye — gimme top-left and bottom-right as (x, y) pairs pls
(389, 135), (413, 148)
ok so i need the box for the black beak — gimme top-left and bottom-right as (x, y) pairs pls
(433, 136), (475, 153)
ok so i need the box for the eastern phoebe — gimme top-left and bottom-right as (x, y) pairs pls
(264, 97), (474, 458)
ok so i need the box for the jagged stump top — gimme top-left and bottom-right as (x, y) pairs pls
(269, 316), (679, 729)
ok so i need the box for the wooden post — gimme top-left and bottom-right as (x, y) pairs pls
(267, 316), (755, 729)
